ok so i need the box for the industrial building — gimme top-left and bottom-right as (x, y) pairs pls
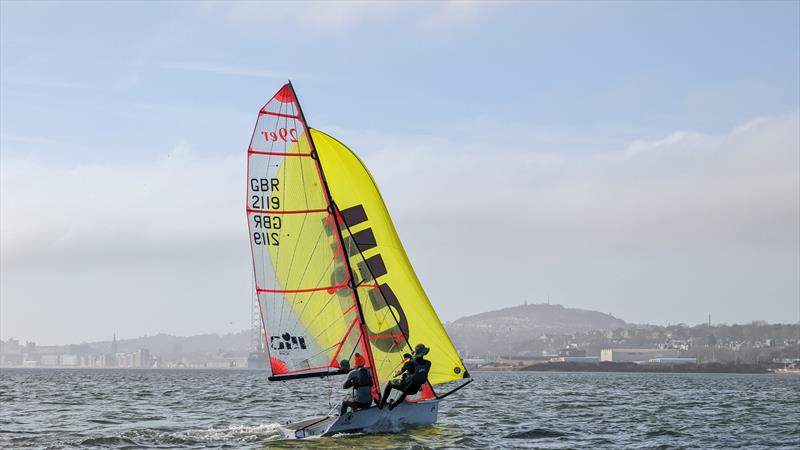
(549, 356), (600, 363)
(600, 348), (680, 363)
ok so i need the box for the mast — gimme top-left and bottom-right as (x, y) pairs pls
(287, 82), (380, 396)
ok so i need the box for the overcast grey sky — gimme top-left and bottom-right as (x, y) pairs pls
(1, 1), (798, 344)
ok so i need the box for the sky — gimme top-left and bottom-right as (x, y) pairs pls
(1, 1), (798, 344)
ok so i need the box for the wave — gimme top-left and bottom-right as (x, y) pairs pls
(158, 423), (287, 444)
(504, 428), (568, 439)
(79, 436), (138, 446)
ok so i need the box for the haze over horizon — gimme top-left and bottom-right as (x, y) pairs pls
(2, 2), (799, 344)
(6, 301), (797, 348)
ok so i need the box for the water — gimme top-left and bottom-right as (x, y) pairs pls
(1, 369), (798, 449)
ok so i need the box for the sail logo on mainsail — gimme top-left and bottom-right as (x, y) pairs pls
(336, 204), (410, 353)
(270, 332), (308, 351)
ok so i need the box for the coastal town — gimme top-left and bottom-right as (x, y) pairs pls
(2, 304), (797, 373)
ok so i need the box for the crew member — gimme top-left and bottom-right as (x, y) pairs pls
(378, 344), (431, 410)
(340, 353), (373, 416)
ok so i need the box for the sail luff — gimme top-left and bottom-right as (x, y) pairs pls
(286, 83), (381, 396)
(246, 87), (278, 374)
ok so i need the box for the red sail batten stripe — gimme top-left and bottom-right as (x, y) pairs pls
(259, 110), (301, 119)
(368, 333), (405, 340)
(330, 318), (359, 366)
(247, 208), (328, 215)
(256, 284), (347, 294)
(342, 303), (357, 316)
(248, 148), (312, 157)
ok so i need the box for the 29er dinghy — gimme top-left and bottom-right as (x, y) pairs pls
(245, 83), (471, 438)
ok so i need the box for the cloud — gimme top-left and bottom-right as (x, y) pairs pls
(1, 113), (798, 343)
(327, 112), (800, 324)
(1, 143), (245, 270)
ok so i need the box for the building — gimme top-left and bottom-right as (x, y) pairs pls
(558, 346), (587, 357)
(600, 348), (680, 363)
(645, 358), (697, 365)
(549, 356), (600, 363)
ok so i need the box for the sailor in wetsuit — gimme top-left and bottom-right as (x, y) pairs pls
(340, 353), (373, 416)
(378, 344), (432, 410)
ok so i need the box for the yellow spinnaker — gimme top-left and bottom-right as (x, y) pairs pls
(311, 128), (467, 387)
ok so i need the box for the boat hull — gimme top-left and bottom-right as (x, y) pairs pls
(281, 399), (439, 439)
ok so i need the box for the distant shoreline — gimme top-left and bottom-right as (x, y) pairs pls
(489, 361), (778, 374)
(3, 365), (791, 376)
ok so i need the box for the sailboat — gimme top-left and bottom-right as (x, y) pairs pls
(245, 82), (471, 438)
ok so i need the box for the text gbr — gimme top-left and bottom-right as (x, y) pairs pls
(251, 177), (281, 246)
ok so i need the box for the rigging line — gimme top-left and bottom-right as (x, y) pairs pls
(375, 334), (400, 372)
(284, 243), (337, 335)
(376, 340), (404, 377)
(346, 335), (360, 361)
(296, 340), (341, 365)
(312, 312), (353, 356)
(293, 286), (340, 332)
(307, 309), (355, 348)
(326, 317), (359, 364)
(284, 234), (360, 336)
(287, 222), (328, 293)
(294, 291), (343, 338)
(285, 255), (338, 336)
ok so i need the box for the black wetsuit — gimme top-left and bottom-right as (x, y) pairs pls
(340, 367), (373, 416)
(378, 356), (431, 409)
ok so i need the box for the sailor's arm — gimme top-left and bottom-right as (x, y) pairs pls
(342, 372), (355, 389)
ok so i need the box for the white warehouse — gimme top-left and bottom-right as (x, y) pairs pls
(600, 348), (680, 363)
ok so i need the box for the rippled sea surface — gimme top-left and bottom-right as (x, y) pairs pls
(1, 369), (798, 449)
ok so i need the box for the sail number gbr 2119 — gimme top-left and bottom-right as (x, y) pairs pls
(251, 177), (281, 246)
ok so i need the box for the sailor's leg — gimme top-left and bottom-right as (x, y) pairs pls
(378, 381), (399, 409)
(388, 392), (407, 410)
(340, 399), (359, 416)
(378, 385), (391, 409)
(340, 395), (354, 416)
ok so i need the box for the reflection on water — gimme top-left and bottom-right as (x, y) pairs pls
(1, 369), (798, 449)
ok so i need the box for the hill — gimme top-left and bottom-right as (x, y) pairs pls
(445, 303), (626, 357)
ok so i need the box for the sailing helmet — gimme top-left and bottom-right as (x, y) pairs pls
(414, 344), (430, 356)
(353, 353), (366, 367)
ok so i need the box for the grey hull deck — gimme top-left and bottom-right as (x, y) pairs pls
(280, 399), (439, 439)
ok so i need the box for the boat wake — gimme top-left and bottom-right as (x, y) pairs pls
(164, 423), (287, 443)
(100, 423), (291, 447)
